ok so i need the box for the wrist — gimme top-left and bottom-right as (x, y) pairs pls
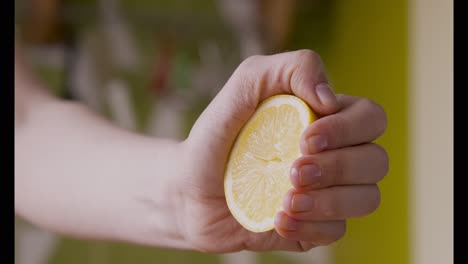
(115, 138), (192, 250)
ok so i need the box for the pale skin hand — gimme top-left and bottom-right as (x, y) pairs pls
(15, 47), (388, 253)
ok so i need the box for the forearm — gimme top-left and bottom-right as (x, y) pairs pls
(15, 50), (190, 249)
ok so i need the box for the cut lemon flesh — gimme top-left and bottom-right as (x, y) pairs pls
(224, 95), (317, 232)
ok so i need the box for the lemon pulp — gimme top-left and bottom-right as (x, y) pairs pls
(224, 95), (317, 232)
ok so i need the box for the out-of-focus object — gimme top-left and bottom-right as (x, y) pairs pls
(149, 36), (176, 96)
(218, 0), (264, 57)
(16, 220), (59, 264)
(260, 0), (298, 52)
(18, 0), (64, 44)
(219, 0), (298, 56)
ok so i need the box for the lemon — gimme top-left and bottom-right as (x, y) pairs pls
(224, 94), (317, 232)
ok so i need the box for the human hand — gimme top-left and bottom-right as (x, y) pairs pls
(177, 50), (388, 253)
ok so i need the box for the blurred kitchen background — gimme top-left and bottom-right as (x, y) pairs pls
(14, 0), (453, 264)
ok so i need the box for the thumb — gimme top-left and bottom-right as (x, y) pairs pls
(189, 50), (340, 147)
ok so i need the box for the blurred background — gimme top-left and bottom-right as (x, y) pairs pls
(14, 0), (453, 264)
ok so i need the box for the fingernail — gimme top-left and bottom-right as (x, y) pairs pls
(292, 194), (315, 211)
(300, 165), (321, 186)
(290, 167), (300, 187)
(283, 190), (294, 211)
(274, 213), (282, 226)
(306, 135), (328, 153)
(316, 83), (337, 106)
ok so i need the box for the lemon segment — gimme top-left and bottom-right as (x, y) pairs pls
(224, 95), (317, 232)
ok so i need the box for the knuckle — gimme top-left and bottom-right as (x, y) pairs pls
(295, 49), (322, 63)
(367, 185), (382, 214)
(333, 221), (347, 242)
(332, 150), (346, 186)
(320, 221), (347, 246)
(372, 143), (390, 182)
(322, 190), (340, 218)
(239, 55), (263, 70)
(299, 242), (317, 252)
(359, 97), (388, 136)
(373, 103), (388, 136)
(330, 114), (349, 147)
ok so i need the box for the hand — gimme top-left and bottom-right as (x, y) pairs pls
(176, 50), (388, 253)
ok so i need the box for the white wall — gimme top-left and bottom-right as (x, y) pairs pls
(409, 0), (453, 263)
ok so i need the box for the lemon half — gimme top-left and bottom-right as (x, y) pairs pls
(224, 94), (317, 232)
